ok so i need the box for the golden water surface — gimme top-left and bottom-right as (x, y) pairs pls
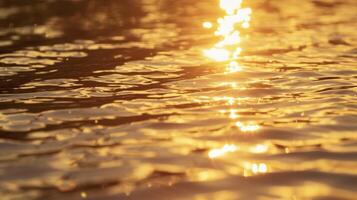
(0, 0), (357, 199)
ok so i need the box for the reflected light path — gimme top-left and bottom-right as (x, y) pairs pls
(203, 0), (263, 168)
(235, 121), (260, 132)
(208, 144), (238, 159)
(250, 144), (269, 154)
(243, 162), (268, 176)
(203, 0), (251, 65)
(205, 0), (266, 175)
(0, 0), (357, 198)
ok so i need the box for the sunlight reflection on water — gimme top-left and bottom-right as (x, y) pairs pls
(203, 0), (251, 64)
(0, 0), (357, 199)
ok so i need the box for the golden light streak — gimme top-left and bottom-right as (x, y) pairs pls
(208, 144), (238, 158)
(220, 0), (242, 14)
(227, 61), (242, 73)
(203, 0), (251, 66)
(235, 121), (260, 132)
(203, 48), (230, 62)
(243, 162), (268, 176)
(250, 144), (269, 154)
(203, 21), (213, 29)
(229, 109), (239, 119)
(252, 163), (268, 173)
(213, 96), (236, 105)
(218, 81), (238, 88)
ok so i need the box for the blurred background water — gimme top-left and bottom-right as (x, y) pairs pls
(0, 0), (357, 199)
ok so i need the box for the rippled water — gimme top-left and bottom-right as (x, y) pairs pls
(0, 0), (357, 199)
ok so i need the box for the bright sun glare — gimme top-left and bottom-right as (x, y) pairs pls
(203, 0), (251, 64)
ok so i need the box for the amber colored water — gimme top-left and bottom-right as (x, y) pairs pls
(0, 0), (357, 199)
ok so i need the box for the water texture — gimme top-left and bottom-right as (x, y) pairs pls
(0, 0), (357, 199)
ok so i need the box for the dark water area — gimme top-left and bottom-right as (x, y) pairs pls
(0, 0), (357, 199)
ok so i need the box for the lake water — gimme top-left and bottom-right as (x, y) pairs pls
(0, 0), (357, 199)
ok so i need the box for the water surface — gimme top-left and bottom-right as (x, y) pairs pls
(0, 0), (357, 199)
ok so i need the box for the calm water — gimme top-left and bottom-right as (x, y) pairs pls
(0, 0), (357, 199)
